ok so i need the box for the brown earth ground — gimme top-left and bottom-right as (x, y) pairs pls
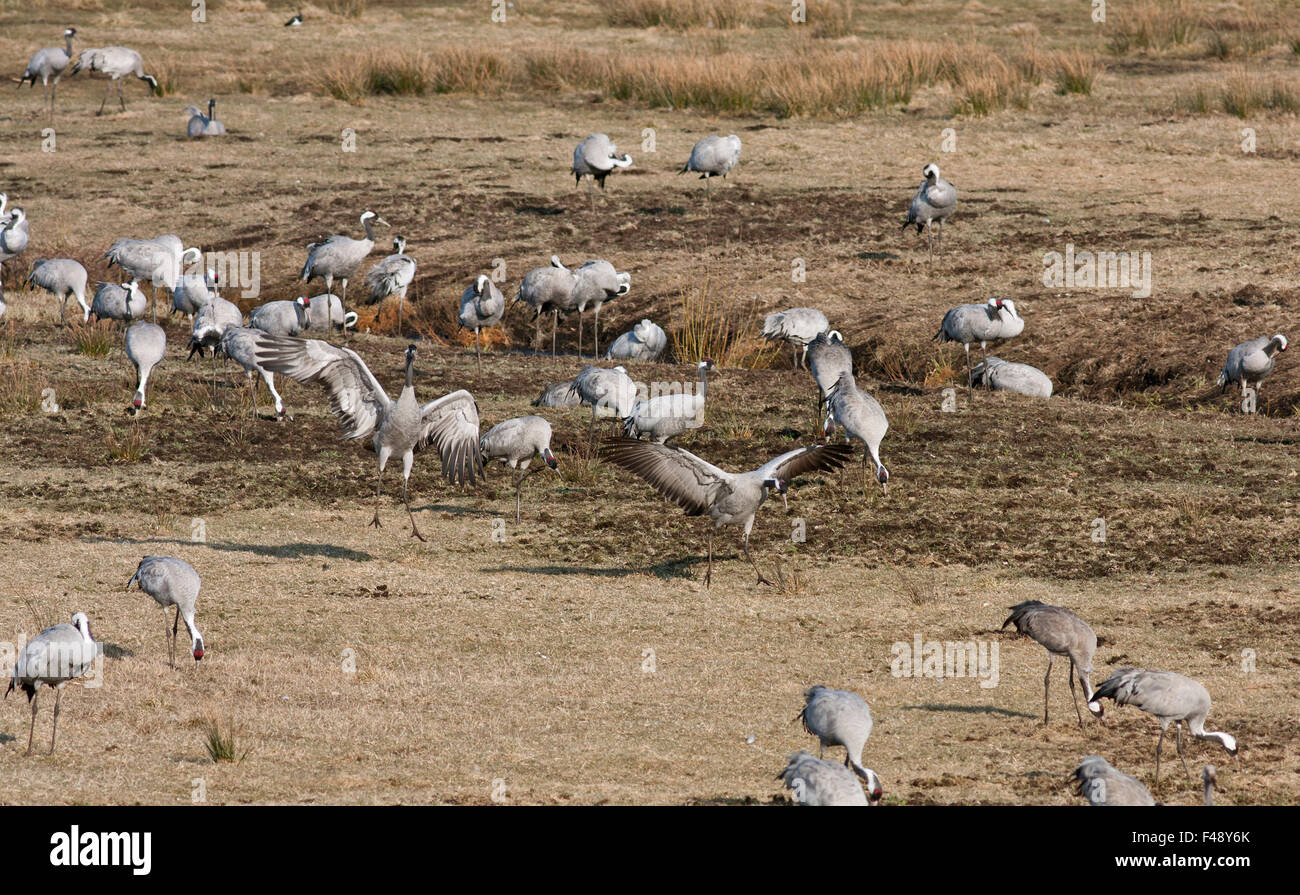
(0, 1), (1296, 804)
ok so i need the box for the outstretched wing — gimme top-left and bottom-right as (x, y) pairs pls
(599, 437), (730, 516)
(758, 442), (855, 483)
(416, 389), (482, 484)
(251, 333), (389, 440)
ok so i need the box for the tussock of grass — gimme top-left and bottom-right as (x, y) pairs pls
(315, 48), (508, 102)
(203, 718), (250, 764)
(1107, 0), (1201, 54)
(1053, 49), (1103, 96)
(0, 360), (41, 413)
(150, 52), (182, 97)
(1176, 70), (1299, 117)
(673, 285), (777, 370)
(70, 320), (113, 358)
(321, 0), (365, 18)
(106, 425), (148, 463)
(597, 0), (757, 30)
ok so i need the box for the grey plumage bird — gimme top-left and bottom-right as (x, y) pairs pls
(806, 330), (851, 414)
(300, 210), (389, 330)
(187, 294), (244, 358)
(1217, 333), (1287, 412)
(459, 274), (505, 371)
(1001, 600), (1100, 729)
(20, 27), (77, 116)
(26, 258), (89, 324)
(903, 162), (957, 263)
(479, 415), (560, 522)
(762, 307), (829, 370)
(250, 296), (311, 338)
(570, 364), (638, 438)
(1072, 755), (1156, 807)
(5, 612), (97, 755)
(90, 279), (147, 322)
(219, 326), (289, 419)
(531, 378), (581, 408)
(125, 321), (166, 413)
(304, 293), (357, 332)
(935, 298), (1023, 394)
(171, 263), (218, 318)
(569, 259), (630, 358)
(514, 255), (576, 356)
(105, 235), (193, 322)
(252, 337), (483, 539)
(605, 318), (667, 362)
(572, 133), (632, 208)
(1089, 667), (1239, 785)
(365, 236), (416, 330)
(599, 437), (854, 586)
(70, 46), (159, 115)
(622, 359), (713, 444)
(798, 685), (884, 802)
(126, 556), (205, 667)
(971, 356), (1053, 398)
(679, 134), (742, 202)
(823, 371), (889, 494)
(185, 98), (225, 138)
(0, 206), (29, 305)
(778, 751), (870, 807)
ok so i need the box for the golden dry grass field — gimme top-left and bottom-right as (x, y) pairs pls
(0, 0), (1297, 805)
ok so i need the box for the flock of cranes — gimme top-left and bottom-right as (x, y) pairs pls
(3, 27), (1281, 807)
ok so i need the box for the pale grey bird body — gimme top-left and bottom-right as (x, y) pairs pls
(1090, 667), (1239, 784)
(70, 46), (159, 114)
(1073, 755), (1156, 807)
(798, 685), (884, 801)
(0, 207), (29, 303)
(531, 379), (581, 407)
(459, 274), (505, 369)
(572, 133), (632, 205)
(971, 356), (1053, 399)
(171, 265), (218, 317)
(680, 134), (741, 200)
(365, 236), (416, 328)
(599, 438), (854, 586)
(304, 293), (357, 332)
(300, 210), (389, 328)
(823, 371), (889, 494)
(806, 330), (851, 410)
(250, 296), (311, 337)
(105, 236), (192, 322)
(90, 279), (147, 322)
(185, 98), (224, 137)
(5, 612), (96, 755)
(778, 751), (869, 807)
(903, 162), (957, 261)
(1002, 600), (1099, 728)
(126, 556), (205, 666)
(1217, 333), (1287, 408)
(187, 294), (244, 356)
(514, 256), (576, 355)
(219, 326), (288, 418)
(622, 360), (713, 444)
(762, 307), (829, 369)
(936, 298), (1023, 392)
(568, 259), (631, 358)
(252, 337), (483, 538)
(125, 321), (165, 412)
(605, 318), (667, 362)
(27, 258), (89, 323)
(479, 415), (559, 521)
(570, 364), (637, 436)
(20, 27), (76, 114)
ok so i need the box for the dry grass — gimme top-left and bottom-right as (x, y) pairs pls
(673, 284), (777, 369)
(0, 360), (41, 413)
(105, 424), (148, 463)
(150, 51), (182, 97)
(1106, 0), (1202, 54)
(597, 0), (757, 30)
(1052, 49), (1102, 96)
(1176, 70), (1300, 117)
(203, 718), (251, 764)
(69, 320), (114, 358)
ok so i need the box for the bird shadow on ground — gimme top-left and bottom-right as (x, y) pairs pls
(101, 643), (134, 660)
(80, 536), (374, 562)
(485, 558), (698, 581)
(411, 502), (493, 517)
(901, 703), (1036, 719)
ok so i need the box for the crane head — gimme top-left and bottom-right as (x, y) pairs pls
(923, 163), (939, 180)
(763, 477), (789, 511)
(862, 768), (884, 805)
(1273, 334), (1288, 351)
(542, 447), (558, 471)
(132, 391), (144, 410)
(404, 344), (417, 364)
(877, 464), (889, 495)
(65, 27), (77, 37)
(71, 612), (91, 637)
(192, 635), (205, 662)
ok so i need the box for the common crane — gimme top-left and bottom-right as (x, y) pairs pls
(903, 163), (956, 264)
(126, 556), (205, 667)
(26, 258), (89, 324)
(1001, 600), (1099, 729)
(70, 46), (159, 115)
(300, 210), (389, 330)
(762, 308), (829, 370)
(125, 321), (166, 413)
(20, 27), (77, 116)
(479, 415), (560, 522)
(798, 685), (883, 801)
(6, 612), (97, 755)
(459, 274), (505, 371)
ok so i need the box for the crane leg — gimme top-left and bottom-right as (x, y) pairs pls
(586, 177), (595, 213)
(1042, 653), (1053, 725)
(964, 343), (973, 399)
(117, 80), (126, 112)
(1068, 658), (1084, 729)
(324, 276), (334, 331)
(1154, 725), (1166, 786)
(26, 691), (38, 756)
(577, 311), (584, 359)
(339, 280), (349, 341)
(475, 329), (483, 373)
(513, 469), (523, 523)
(371, 470), (384, 529)
(742, 533), (773, 586)
(50, 687), (62, 754)
(171, 606), (180, 668)
(397, 294), (404, 335)
(97, 82), (110, 115)
(593, 308), (600, 359)
(402, 475), (426, 542)
(1176, 723), (1191, 777)
(248, 374), (258, 420)
(551, 310), (558, 359)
